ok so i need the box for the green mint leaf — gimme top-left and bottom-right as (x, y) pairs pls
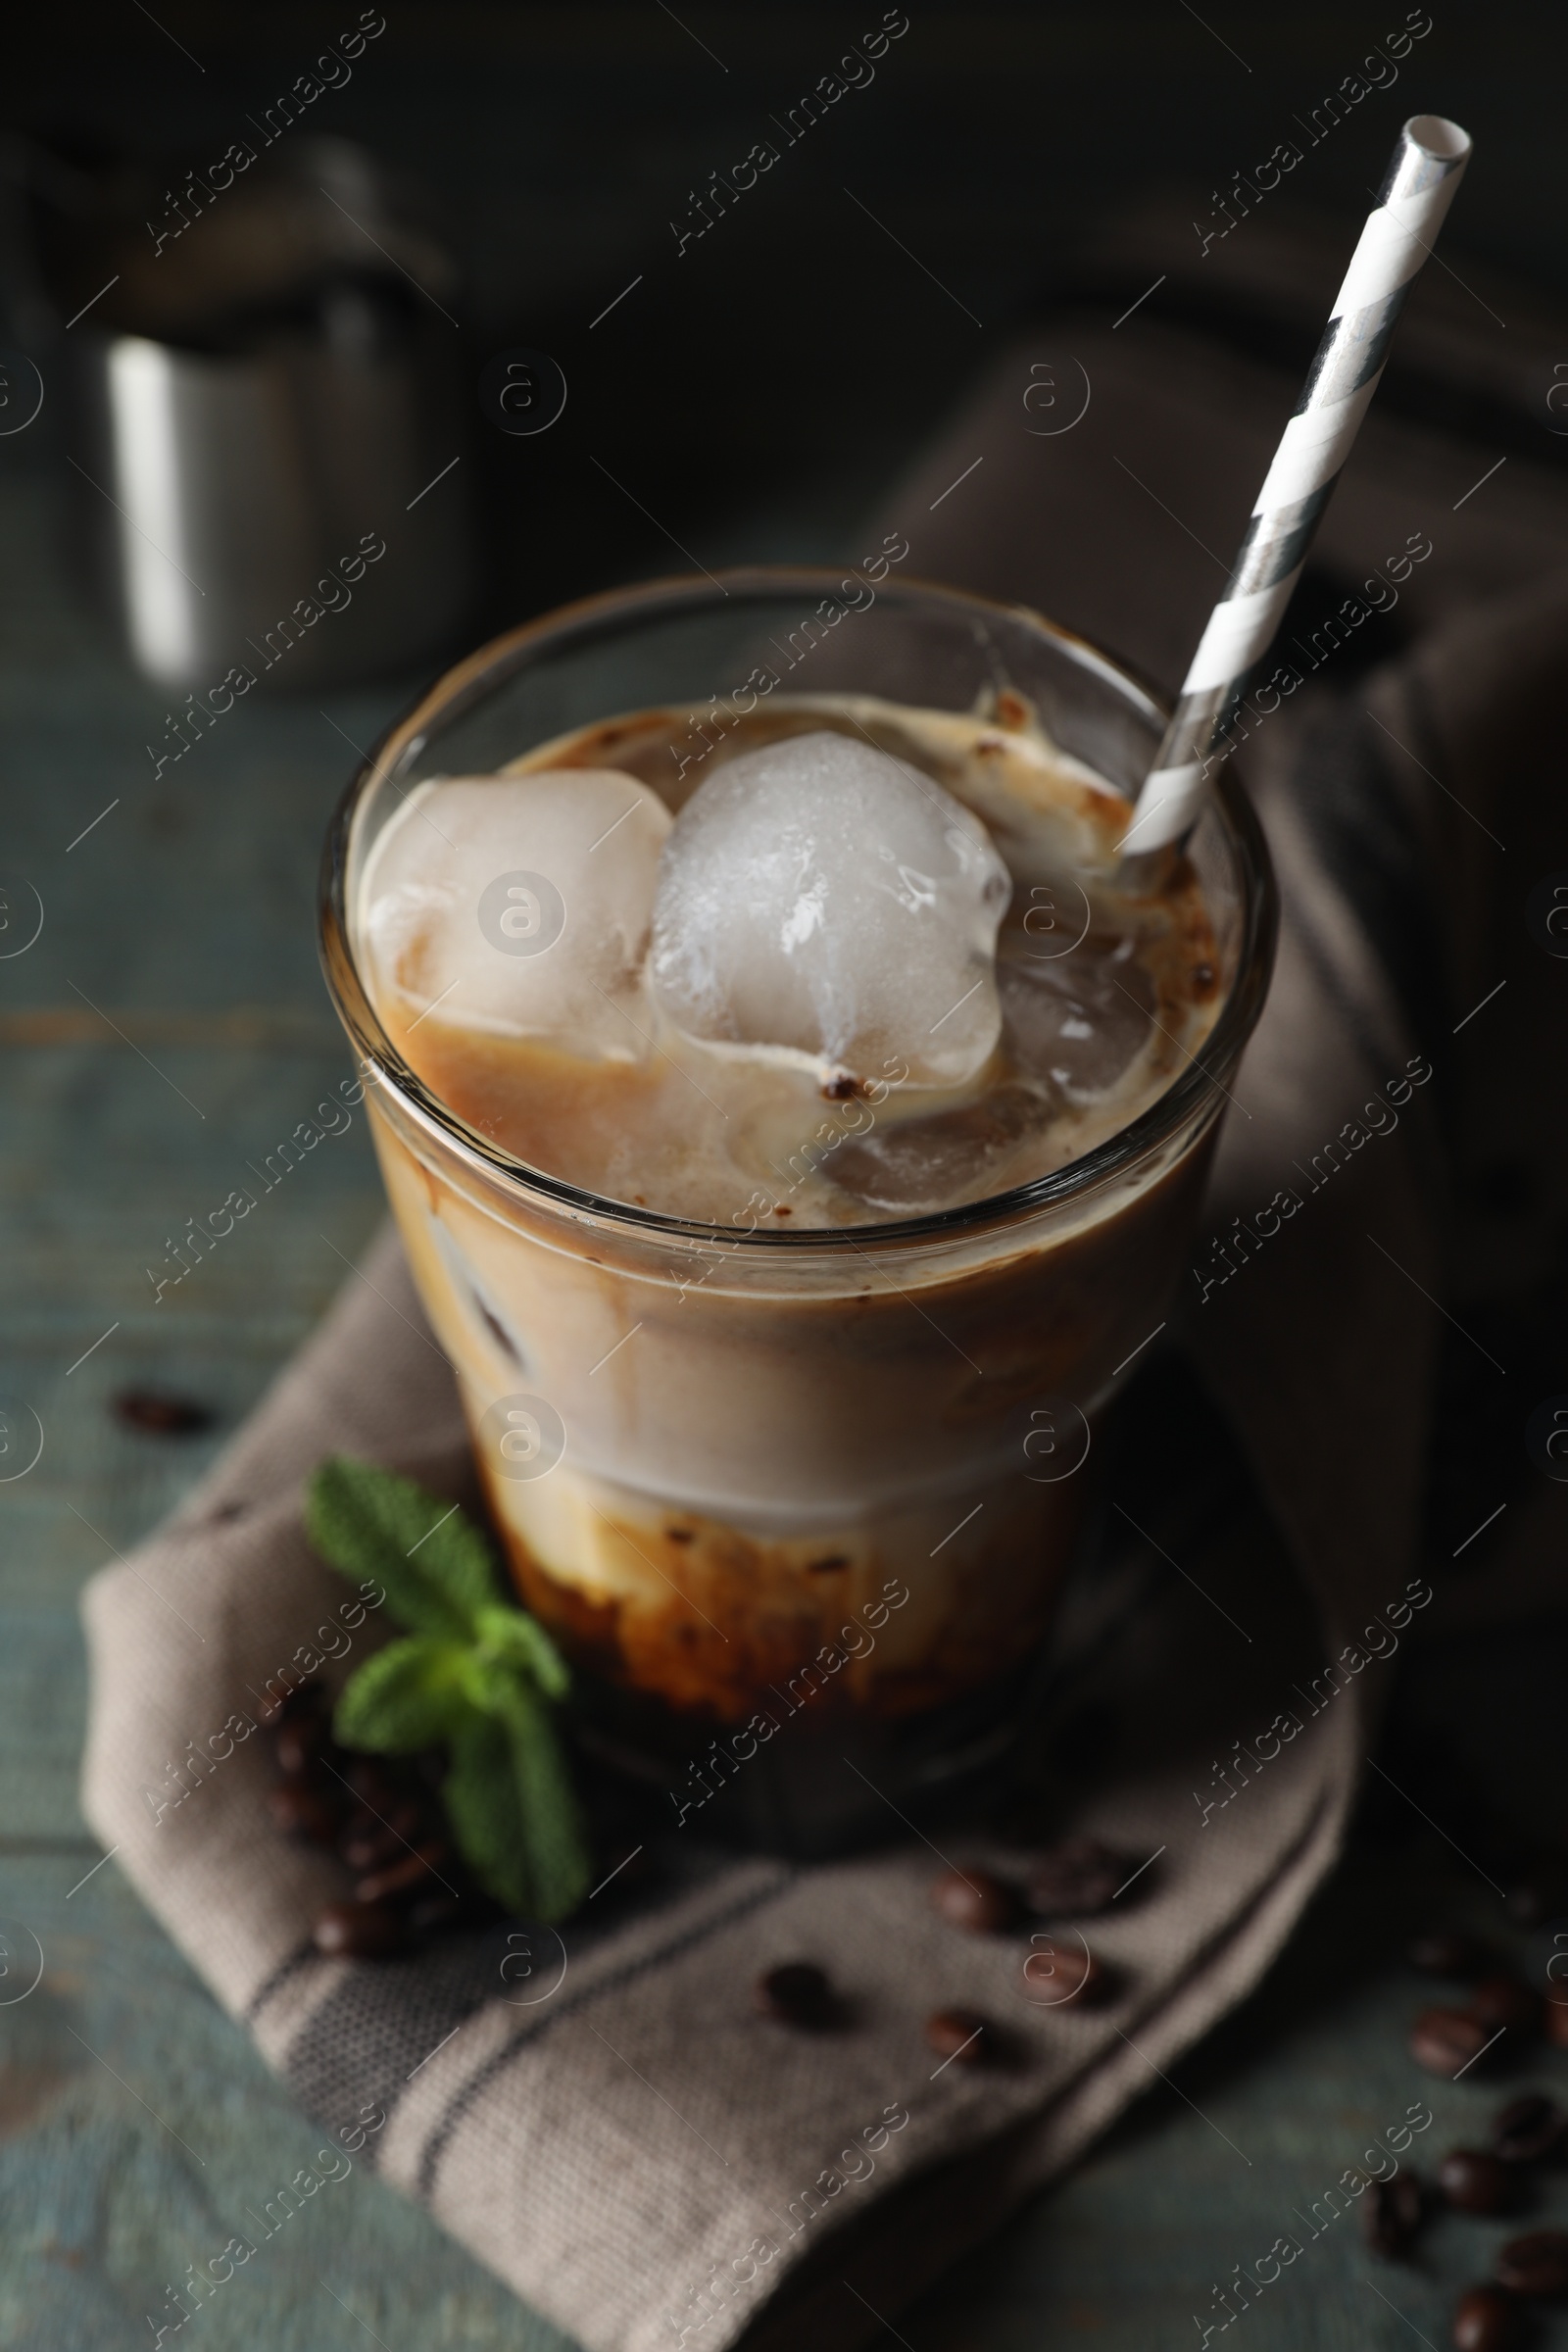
(474, 1604), (571, 1699)
(306, 1458), (591, 1925)
(333, 1637), (473, 1753)
(443, 1711), (530, 1915)
(442, 1668), (591, 1921)
(495, 1677), (591, 1922)
(306, 1457), (497, 1642)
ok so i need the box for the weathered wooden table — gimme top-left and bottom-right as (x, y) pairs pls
(3, 436), (1565, 2352)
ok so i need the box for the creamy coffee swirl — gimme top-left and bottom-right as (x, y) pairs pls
(360, 691), (1222, 1226)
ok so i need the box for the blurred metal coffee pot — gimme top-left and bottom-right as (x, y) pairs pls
(26, 136), (473, 688)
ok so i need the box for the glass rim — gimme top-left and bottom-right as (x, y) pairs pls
(318, 565), (1278, 1252)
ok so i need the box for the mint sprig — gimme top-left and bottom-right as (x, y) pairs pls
(304, 1456), (591, 1923)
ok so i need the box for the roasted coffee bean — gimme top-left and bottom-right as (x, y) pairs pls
(755, 1963), (834, 2026)
(258, 1678), (327, 1729)
(1545, 2001), (1568, 2053)
(1409, 1929), (1494, 1978)
(341, 1822), (402, 1874)
(1495, 2230), (1568, 2297)
(1472, 1976), (1543, 2035)
(313, 1899), (407, 1959)
(273, 1716), (332, 1778)
(1363, 2173), (1424, 2257)
(1020, 1940), (1105, 2005)
(112, 1389), (213, 1436)
(1494, 2094), (1568, 2165)
(1505, 1865), (1568, 1927)
(925, 2008), (990, 2064)
(407, 1890), (468, 1935)
(345, 1755), (406, 1811)
(1024, 1837), (1125, 1918)
(356, 1843), (450, 1908)
(341, 1801), (428, 1873)
(1440, 2149), (1517, 2215)
(265, 1781), (340, 1844)
(1411, 2007), (1494, 2077)
(931, 1868), (1017, 1935)
(1453, 2285), (1524, 2352)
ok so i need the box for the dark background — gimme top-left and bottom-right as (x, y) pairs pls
(8, 0), (1565, 642)
(4, 11), (1568, 2350)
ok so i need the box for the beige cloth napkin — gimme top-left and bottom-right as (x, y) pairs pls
(80, 270), (1568, 2350)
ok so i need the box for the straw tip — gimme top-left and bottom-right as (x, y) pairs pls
(1404, 114), (1472, 163)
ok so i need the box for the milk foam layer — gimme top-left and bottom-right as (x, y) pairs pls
(358, 693), (1223, 1225)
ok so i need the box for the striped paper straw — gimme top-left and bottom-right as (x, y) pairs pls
(1120, 114), (1472, 859)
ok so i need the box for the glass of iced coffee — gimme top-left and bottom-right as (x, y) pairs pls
(319, 569), (1275, 1851)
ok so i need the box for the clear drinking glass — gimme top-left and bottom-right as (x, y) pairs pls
(320, 571), (1276, 1852)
